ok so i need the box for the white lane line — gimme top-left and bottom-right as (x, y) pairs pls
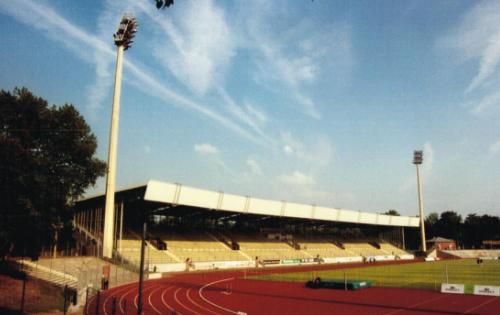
(199, 277), (240, 315)
(85, 294), (95, 315)
(463, 296), (499, 314)
(383, 294), (448, 315)
(160, 286), (180, 314)
(186, 287), (221, 315)
(119, 286), (138, 314)
(174, 287), (203, 315)
(103, 285), (135, 315)
(132, 283), (157, 315)
(147, 285), (165, 315)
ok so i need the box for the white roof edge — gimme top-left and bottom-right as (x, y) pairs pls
(144, 180), (419, 228)
(77, 182), (149, 203)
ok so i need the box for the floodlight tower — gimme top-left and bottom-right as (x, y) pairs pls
(103, 15), (138, 259)
(413, 150), (427, 253)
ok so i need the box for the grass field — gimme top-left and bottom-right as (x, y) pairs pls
(254, 259), (500, 294)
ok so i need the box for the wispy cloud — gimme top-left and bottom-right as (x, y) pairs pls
(440, 1), (500, 115)
(489, 140), (500, 157)
(0, 0), (112, 61)
(276, 171), (347, 207)
(138, 0), (279, 144)
(250, 37), (322, 119)
(194, 143), (219, 155)
(456, 1), (500, 93)
(468, 90), (500, 115)
(279, 171), (315, 186)
(217, 87), (274, 146)
(243, 100), (268, 125)
(0, 0), (268, 145)
(0, 0), (117, 118)
(281, 132), (334, 168)
(466, 31), (500, 94)
(246, 158), (262, 176)
(120, 0), (274, 145)
(151, 0), (236, 95)
(240, 1), (353, 119)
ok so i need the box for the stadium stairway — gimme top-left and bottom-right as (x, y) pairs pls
(17, 259), (79, 289)
(207, 231), (254, 261)
(145, 239), (182, 263)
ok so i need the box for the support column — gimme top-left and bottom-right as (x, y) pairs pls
(416, 164), (426, 252)
(137, 219), (147, 315)
(103, 45), (125, 259)
(401, 227), (406, 250)
(119, 202), (124, 254)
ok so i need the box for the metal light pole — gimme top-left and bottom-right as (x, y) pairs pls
(413, 150), (427, 253)
(137, 219), (147, 315)
(103, 15), (138, 259)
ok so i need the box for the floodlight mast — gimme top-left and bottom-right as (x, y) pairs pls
(413, 150), (427, 253)
(103, 15), (138, 260)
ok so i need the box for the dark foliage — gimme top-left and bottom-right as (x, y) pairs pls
(0, 87), (106, 259)
(155, 0), (174, 9)
(434, 211), (462, 242)
(423, 210), (500, 249)
(462, 214), (500, 248)
(384, 209), (400, 216)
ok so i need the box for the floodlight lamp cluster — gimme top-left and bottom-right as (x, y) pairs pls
(413, 150), (423, 165)
(113, 15), (138, 50)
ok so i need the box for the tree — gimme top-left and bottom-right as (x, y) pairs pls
(155, 0), (174, 9)
(434, 211), (462, 245)
(384, 209), (400, 216)
(462, 213), (481, 248)
(0, 87), (106, 259)
(424, 212), (439, 238)
(463, 214), (500, 249)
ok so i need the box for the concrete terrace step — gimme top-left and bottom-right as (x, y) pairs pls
(18, 259), (79, 289)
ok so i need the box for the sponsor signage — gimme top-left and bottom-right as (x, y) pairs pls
(473, 285), (500, 296)
(441, 283), (465, 294)
(282, 259), (301, 264)
(323, 257), (363, 264)
(263, 259), (280, 265)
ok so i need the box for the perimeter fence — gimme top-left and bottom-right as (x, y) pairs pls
(1, 255), (141, 314)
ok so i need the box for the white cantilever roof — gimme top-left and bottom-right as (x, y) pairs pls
(144, 180), (420, 228)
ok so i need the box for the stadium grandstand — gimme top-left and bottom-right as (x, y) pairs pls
(72, 180), (418, 273)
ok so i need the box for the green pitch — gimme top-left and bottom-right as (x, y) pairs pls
(254, 259), (500, 293)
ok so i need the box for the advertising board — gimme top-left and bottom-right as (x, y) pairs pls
(473, 285), (500, 296)
(441, 283), (465, 294)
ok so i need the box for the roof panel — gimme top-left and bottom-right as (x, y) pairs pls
(141, 180), (419, 227)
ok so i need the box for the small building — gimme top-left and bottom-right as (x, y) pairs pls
(482, 240), (500, 249)
(426, 237), (456, 250)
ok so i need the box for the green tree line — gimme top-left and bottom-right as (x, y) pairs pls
(404, 211), (500, 250)
(425, 211), (500, 249)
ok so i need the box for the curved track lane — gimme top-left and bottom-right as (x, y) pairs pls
(86, 263), (500, 315)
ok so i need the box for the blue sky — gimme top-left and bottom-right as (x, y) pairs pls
(1, 0), (499, 217)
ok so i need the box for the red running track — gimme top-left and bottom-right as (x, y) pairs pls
(86, 266), (500, 315)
